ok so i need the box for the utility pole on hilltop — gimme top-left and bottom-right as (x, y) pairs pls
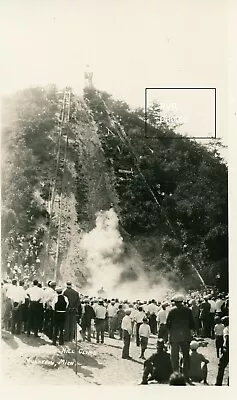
(84, 65), (93, 88)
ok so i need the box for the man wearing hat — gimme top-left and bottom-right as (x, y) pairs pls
(121, 309), (133, 359)
(107, 299), (117, 339)
(43, 281), (57, 339)
(52, 287), (69, 346)
(140, 339), (173, 384)
(81, 299), (96, 342)
(7, 279), (27, 335)
(199, 296), (211, 338)
(116, 304), (126, 340)
(147, 299), (158, 334)
(63, 281), (82, 342)
(26, 279), (44, 337)
(157, 302), (169, 343)
(94, 299), (107, 344)
(166, 293), (194, 382)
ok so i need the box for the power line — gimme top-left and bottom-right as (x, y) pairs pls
(88, 89), (206, 288)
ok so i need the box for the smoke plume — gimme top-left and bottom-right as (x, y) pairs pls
(80, 208), (174, 301)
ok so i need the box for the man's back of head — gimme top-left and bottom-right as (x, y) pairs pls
(169, 372), (186, 386)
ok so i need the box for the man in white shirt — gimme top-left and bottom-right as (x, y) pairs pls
(95, 300), (107, 344)
(148, 299), (158, 334)
(121, 309), (132, 359)
(134, 306), (146, 346)
(7, 279), (26, 304)
(7, 279), (27, 334)
(127, 304), (137, 335)
(26, 279), (44, 337)
(215, 296), (224, 316)
(139, 317), (151, 359)
(43, 281), (57, 307)
(157, 302), (169, 343)
(43, 281), (57, 339)
(107, 300), (117, 338)
(208, 296), (217, 338)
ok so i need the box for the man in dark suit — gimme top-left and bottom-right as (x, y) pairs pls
(81, 299), (96, 342)
(63, 282), (82, 342)
(52, 287), (69, 346)
(140, 339), (173, 384)
(166, 293), (194, 382)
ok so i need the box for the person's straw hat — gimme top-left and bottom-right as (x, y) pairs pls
(190, 341), (199, 350)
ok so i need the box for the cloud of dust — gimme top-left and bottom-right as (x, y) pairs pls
(79, 208), (175, 301)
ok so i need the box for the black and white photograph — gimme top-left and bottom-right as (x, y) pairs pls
(1, 0), (232, 390)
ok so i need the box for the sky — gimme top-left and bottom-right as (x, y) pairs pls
(1, 0), (228, 146)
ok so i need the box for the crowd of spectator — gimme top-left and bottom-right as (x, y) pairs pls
(1, 272), (229, 386)
(3, 227), (45, 282)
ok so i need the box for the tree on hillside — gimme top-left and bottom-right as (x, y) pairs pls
(84, 88), (228, 290)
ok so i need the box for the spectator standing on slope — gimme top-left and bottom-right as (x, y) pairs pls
(215, 316), (229, 386)
(107, 299), (117, 339)
(134, 306), (146, 346)
(121, 309), (132, 360)
(157, 301), (169, 343)
(81, 299), (96, 342)
(139, 317), (151, 359)
(116, 304), (125, 340)
(214, 316), (224, 358)
(43, 281), (57, 339)
(147, 299), (158, 334)
(208, 295), (217, 338)
(190, 299), (200, 337)
(215, 294), (224, 317)
(52, 287), (69, 346)
(199, 296), (211, 338)
(7, 279), (27, 335)
(26, 279), (44, 337)
(166, 293), (194, 382)
(63, 281), (81, 342)
(95, 299), (106, 344)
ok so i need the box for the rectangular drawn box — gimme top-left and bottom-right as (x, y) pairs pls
(144, 87), (217, 139)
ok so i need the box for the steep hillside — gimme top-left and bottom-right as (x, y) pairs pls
(1, 85), (228, 294)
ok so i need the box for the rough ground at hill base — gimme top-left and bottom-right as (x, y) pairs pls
(1, 330), (228, 386)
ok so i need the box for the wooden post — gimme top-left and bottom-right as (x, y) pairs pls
(75, 318), (78, 375)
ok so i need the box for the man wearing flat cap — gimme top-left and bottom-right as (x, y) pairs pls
(166, 293), (194, 382)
